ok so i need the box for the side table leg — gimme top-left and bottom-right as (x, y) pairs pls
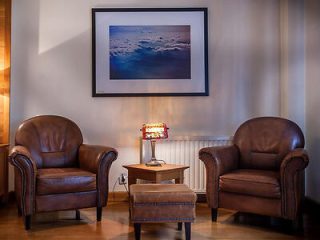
(128, 177), (136, 187)
(175, 171), (184, 184)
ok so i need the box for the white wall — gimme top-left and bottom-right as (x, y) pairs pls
(305, 0), (320, 203)
(10, 0), (281, 191)
(280, 0), (305, 130)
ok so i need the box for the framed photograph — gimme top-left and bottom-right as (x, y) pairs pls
(92, 8), (208, 97)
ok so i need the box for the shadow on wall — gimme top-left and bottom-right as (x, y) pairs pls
(306, 137), (320, 200)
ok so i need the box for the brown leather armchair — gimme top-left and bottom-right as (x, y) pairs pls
(9, 115), (118, 230)
(199, 117), (309, 225)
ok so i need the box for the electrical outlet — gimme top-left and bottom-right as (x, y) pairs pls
(118, 173), (127, 185)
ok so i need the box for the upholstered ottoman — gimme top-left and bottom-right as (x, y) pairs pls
(129, 184), (196, 240)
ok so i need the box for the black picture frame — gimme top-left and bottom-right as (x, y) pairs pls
(92, 8), (208, 97)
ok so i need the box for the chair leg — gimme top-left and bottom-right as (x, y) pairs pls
(211, 208), (218, 222)
(178, 222), (183, 231)
(76, 210), (80, 220)
(24, 215), (31, 230)
(97, 207), (102, 221)
(134, 223), (141, 240)
(184, 222), (191, 240)
(292, 214), (303, 232)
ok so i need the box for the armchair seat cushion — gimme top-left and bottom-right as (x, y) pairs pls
(220, 169), (280, 199)
(36, 168), (96, 195)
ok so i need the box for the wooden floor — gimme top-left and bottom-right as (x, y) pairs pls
(0, 201), (319, 240)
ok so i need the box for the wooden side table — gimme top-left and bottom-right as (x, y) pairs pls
(123, 164), (189, 186)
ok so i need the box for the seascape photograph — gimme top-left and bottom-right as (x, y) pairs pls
(109, 25), (191, 80)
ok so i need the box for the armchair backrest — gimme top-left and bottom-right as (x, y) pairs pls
(15, 115), (83, 168)
(234, 117), (304, 170)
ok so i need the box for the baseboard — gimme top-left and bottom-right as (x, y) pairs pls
(8, 191), (15, 202)
(0, 191), (15, 205)
(109, 191), (129, 202)
(196, 193), (207, 203)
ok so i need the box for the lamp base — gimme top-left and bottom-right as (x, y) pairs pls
(145, 160), (162, 167)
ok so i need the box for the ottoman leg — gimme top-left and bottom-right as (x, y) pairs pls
(134, 223), (141, 240)
(97, 207), (102, 221)
(76, 210), (80, 220)
(184, 222), (191, 240)
(178, 222), (183, 230)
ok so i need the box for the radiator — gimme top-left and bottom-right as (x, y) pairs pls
(140, 136), (233, 193)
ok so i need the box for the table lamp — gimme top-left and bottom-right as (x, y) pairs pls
(141, 123), (169, 166)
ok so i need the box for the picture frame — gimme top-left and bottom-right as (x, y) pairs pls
(92, 8), (208, 97)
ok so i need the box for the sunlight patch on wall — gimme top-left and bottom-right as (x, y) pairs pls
(38, 0), (90, 53)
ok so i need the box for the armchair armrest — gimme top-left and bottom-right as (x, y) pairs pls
(281, 148), (309, 173)
(9, 146), (37, 216)
(79, 144), (118, 206)
(199, 145), (239, 208)
(280, 148), (309, 219)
